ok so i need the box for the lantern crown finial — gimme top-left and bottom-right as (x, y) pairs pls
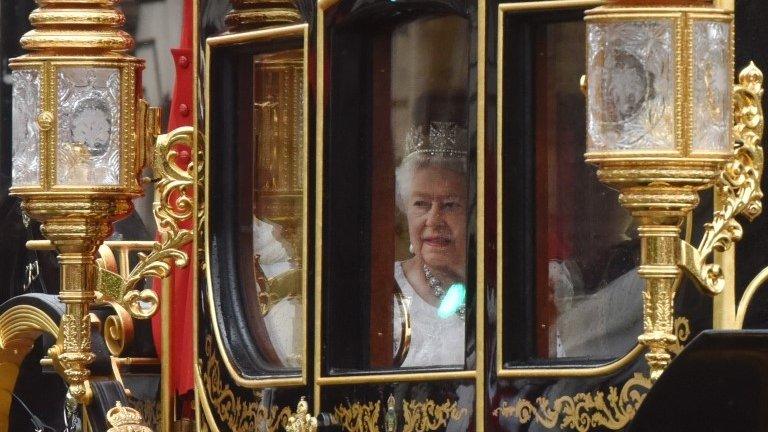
(21, 0), (133, 53)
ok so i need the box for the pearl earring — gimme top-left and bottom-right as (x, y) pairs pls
(409, 243), (414, 254)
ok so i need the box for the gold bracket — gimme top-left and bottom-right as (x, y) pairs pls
(679, 63), (764, 296)
(96, 120), (195, 319)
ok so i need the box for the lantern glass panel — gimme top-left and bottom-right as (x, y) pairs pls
(12, 69), (42, 186)
(56, 67), (121, 186)
(692, 20), (732, 152)
(587, 19), (676, 152)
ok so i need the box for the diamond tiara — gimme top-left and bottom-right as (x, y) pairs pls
(404, 122), (468, 159)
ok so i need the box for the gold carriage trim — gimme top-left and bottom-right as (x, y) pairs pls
(200, 335), (294, 432)
(331, 398), (468, 432)
(0, 305), (59, 348)
(669, 316), (692, 355)
(402, 399), (468, 432)
(333, 401), (381, 432)
(492, 373), (653, 432)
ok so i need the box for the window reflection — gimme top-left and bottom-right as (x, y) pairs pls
(388, 17), (471, 368)
(324, 13), (473, 371)
(248, 49), (304, 369)
(536, 21), (641, 360)
(502, 17), (642, 365)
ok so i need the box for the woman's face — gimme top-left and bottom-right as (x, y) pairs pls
(406, 165), (468, 277)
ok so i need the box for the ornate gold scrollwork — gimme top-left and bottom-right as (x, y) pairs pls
(333, 401), (381, 432)
(402, 399), (468, 432)
(680, 63), (764, 296)
(103, 302), (135, 356)
(332, 397), (467, 432)
(668, 316), (692, 355)
(201, 336), (293, 431)
(492, 373), (652, 432)
(96, 126), (195, 319)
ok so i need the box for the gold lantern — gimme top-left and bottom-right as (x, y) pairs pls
(584, 2), (764, 381)
(8, 0), (168, 403)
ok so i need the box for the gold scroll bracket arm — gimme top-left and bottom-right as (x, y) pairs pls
(679, 62), (764, 296)
(97, 103), (195, 319)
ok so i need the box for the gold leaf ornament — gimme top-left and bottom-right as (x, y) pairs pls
(492, 373), (652, 432)
(201, 336), (293, 431)
(333, 401), (381, 432)
(680, 63), (764, 296)
(98, 127), (196, 320)
(402, 399), (468, 432)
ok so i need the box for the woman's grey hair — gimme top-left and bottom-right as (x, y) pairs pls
(395, 153), (468, 213)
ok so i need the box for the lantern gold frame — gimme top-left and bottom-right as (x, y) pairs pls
(8, 1), (193, 408)
(584, 4), (764, 381)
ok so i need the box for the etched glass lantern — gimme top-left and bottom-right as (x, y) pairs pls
(10, 61), (144, 194)
(583, 4), (738, 381)
(7, 1), (148, 403)
(586, 8), (733, 159)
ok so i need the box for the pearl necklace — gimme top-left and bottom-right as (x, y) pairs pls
(422, 264), (465, 319)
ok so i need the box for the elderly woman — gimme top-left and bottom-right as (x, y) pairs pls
(393, 122), (469, 367)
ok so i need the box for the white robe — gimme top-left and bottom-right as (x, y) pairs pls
(393, 261), (465, 367)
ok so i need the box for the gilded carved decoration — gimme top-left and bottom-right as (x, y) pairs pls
(118, 127), (195, 319)
(331, 398), (468, 432)
(102, 302), (134, 356)
(333, 401), (381, 432)
(492, 373), (653, 432)
(402, 399), (468, 432)
(201, 418), (212, 432)
(106, 402), (152, 432)
(680, 64), (764, 296)
(201, 335), (293, 431)
(226, 0), (302, 32)
(197, 135), (207, 272)
(285, 397), (318, 432)
(0, 305), (59, 349)
(668, 316), (691, 355)
(0, 305), (60, 432)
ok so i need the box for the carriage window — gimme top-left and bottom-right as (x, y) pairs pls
(500, 13), (641, 366)
(250, 50), (305, 368)
(207, 37), (306, 377)
(323, 13), (474, 372)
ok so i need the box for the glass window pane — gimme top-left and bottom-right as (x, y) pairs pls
(586, 20), (676, 152)
(207, 38), (306, 377)
(11, 69), (41, 187)
(502, 17), (642, 365)
(251, 49), (305, 368)
(544, 21), (641, 360)
(692, 20), (732, 152)
(56, 67), (121, 185)
(324, 13), (474, 372)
